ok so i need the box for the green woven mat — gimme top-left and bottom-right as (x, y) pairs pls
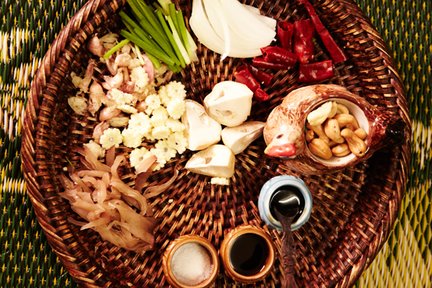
(0, 0), (430, 287)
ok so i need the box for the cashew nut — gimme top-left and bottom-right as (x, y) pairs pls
(306, 101), (368, 159)
(324, 119), (344, 144)
(331, 144), (350, 157)
(341, 128), (367, 157)
(305, 129), (315, 142)
(354, 128), (367, 140)
(309, 138), (332, 160)
(329, 101), (338, 118)
(307, 101), (334, 126)
(336, 103), (350, 115)
(334, 114), (359, 130)
(307, 123), (330, 144)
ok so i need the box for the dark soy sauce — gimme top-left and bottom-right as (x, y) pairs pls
(229, 233), (269, 276)
(270, 186), (304, 288)
(270, 186), (304, 222)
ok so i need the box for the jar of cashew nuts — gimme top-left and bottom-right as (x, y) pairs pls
(305, 100), (369, 161)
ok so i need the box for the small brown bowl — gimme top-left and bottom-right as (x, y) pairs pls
(163, 235), (219, 288)
(220, 225), (275, 283)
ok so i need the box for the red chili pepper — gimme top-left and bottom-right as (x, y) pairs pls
(254, 88), (271, 102)
(294, 19), (315, 63)
(234, 68), (260, 92)
(236, 64), (249, 73)
(261, 46), (298, 68)
(298, 0), (347, 63)
(251, 56), (287, 70)
(277, 21), (295, 51)
(247, 64), (273, 86)
(298, 60), (334, 83)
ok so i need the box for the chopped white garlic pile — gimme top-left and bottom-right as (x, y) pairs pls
(68, 34), (188, 172)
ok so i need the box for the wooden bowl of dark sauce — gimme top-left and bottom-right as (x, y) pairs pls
(220, 225), (275, 283)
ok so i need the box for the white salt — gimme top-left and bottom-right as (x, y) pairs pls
(171, 242), (212, 286)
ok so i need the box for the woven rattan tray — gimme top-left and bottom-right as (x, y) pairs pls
(22, 0), (411, 287)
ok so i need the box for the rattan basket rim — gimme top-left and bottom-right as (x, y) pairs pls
(21, 0), (411, 287)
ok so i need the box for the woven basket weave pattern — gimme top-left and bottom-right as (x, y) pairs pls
(19, 0), (411, 287)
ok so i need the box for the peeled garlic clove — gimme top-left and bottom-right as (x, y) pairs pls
(182, 100), (222, 151)
(221, 121), (265, 154)
(204, 81), (253, 127)
(185, 144), (235, 178)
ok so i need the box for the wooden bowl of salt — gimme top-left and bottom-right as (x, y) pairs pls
(163, 235), (219, 288)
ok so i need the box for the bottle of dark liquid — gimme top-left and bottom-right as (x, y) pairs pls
(258, 176), (313, 288)
(270, 186), (305, 221)
(258, 175), (313, 231)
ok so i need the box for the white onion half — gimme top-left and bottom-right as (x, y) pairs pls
(243, 5), (277, 30)
(202, 0), (231, 60)
(190, 0), (276, 59)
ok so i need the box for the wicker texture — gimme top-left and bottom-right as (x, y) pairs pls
(2, 0), (427, 287)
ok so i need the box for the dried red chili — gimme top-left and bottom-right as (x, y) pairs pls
(247, 64), (273, 86)
(294, 19), (315, 63)
(261, 46), (298, 68)
(234, 68), (260, 92)
(235, 65), (271, 101)
(298, 60), (334, 83)
(277, 21), (295, 51)
(251, 56), (287, 70)
(254, 88), (271, 102)
(298, 0), (347, 63)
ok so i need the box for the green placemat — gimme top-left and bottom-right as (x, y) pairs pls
(0, 0), (430, 287)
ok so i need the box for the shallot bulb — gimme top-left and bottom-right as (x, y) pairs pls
(99, 107), (121, 121)
(88, 35), (105, 57)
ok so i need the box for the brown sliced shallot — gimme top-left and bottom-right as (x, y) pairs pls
(93, 122), (110, 143)
(105, 147), (116, 167)
(144, 169), (179, 199)
(60, 147), (162, 253)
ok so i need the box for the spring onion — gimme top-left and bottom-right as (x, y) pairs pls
(166, 15), (191, 65)
(120, 30), (175, 66)
(103, 39), (131, 59)
(157, 0), (171, 14)
(155, 10), (186, 68)
(120, 0), (198, 72)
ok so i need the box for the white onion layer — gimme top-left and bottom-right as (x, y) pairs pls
(190, 0), (276, 58)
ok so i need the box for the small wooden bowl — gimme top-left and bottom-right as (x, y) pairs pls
(162, 235), (219, 288)
(220, 225), (275, 283)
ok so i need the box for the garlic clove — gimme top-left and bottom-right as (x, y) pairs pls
(185, 144), (235, 178)
(182, 100), (222, 151)
(204, 81), (253, 127)
(221, 121), (265, 154)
